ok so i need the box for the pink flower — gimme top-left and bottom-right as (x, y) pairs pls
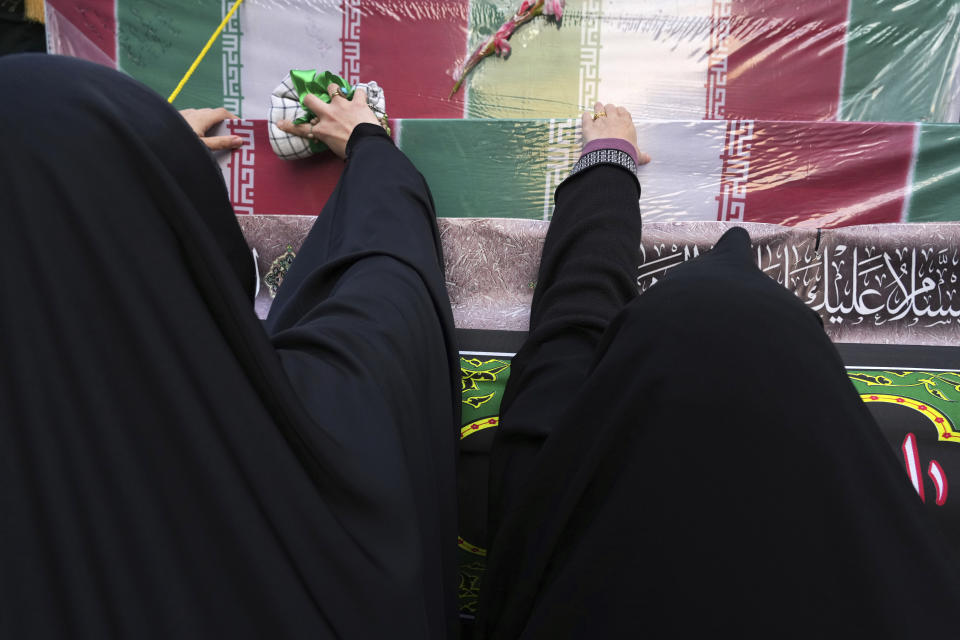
(492, 20), (516, 56)
(542, 0), (563, 19)
(449, 0), (565, 96)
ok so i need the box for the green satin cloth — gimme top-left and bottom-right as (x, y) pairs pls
(289, 69), (355, 153)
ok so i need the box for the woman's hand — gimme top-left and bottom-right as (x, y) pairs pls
(582, 101), (651, 165)
(275, 84), (381, 159)
(179, 107), (244, 151)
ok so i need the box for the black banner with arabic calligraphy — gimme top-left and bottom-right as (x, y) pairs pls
(639, 222), (960, 346)
(243, 217), (960, 345)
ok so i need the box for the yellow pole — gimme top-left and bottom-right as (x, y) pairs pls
(24, 0), (45, 23)
(167, 0), (247, 103)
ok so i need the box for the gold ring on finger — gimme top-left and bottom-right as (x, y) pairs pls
(592, 111), (607, 121)
(332, 88), (347, 99)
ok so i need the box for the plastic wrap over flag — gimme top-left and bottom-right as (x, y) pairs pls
(46, 0), (960, 122)
(210, 118), (960, 226)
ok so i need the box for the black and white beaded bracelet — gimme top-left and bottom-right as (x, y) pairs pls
(569, 148), (638, 179)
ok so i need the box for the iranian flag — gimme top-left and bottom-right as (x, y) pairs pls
(46, 0), (470, 118)
(47, 0), (960, 122)
(44, 0), (960, 226)
(215, 118), (960, 227)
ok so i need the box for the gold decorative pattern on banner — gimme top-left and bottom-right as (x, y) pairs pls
(851, 371), (960, 403)
(457, 536), (487, 557)
(461, 361), (509, 394)
(860, 394), (958, 442)
(461, 417), (499, 439)
(458, 561), (486, 615)
(464, 393), (496, 409)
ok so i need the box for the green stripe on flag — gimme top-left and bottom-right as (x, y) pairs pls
(465, 0), (586, 118)
(906, 124), (960, 223)
(398, 119), (557, 219)
(118, 0), (225, 109)
(842, 0), (960, 122)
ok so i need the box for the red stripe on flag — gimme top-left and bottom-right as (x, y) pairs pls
(227, 120), (344, 216)
(718, 0), (848, 121)
(355, 0), (470, 118)
(739, 122), (914, 227)
(47, 0), (117, 63)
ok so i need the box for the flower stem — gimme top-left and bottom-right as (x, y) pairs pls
(450, 1), (546, 98)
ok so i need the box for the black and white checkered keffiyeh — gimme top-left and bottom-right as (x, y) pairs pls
(268, 73), (388, 160)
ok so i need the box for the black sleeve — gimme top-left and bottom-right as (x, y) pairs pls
(263, 123), (461, 640)
(487, 162), (642, 541)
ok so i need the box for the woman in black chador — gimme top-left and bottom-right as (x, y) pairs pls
(0, 54), (459, 639)
(476, 104), (960, 638)
(2, 54), (959, 639)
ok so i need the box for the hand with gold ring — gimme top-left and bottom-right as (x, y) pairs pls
(582, 101), (650, 165)
(275, 82), (380, 159)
